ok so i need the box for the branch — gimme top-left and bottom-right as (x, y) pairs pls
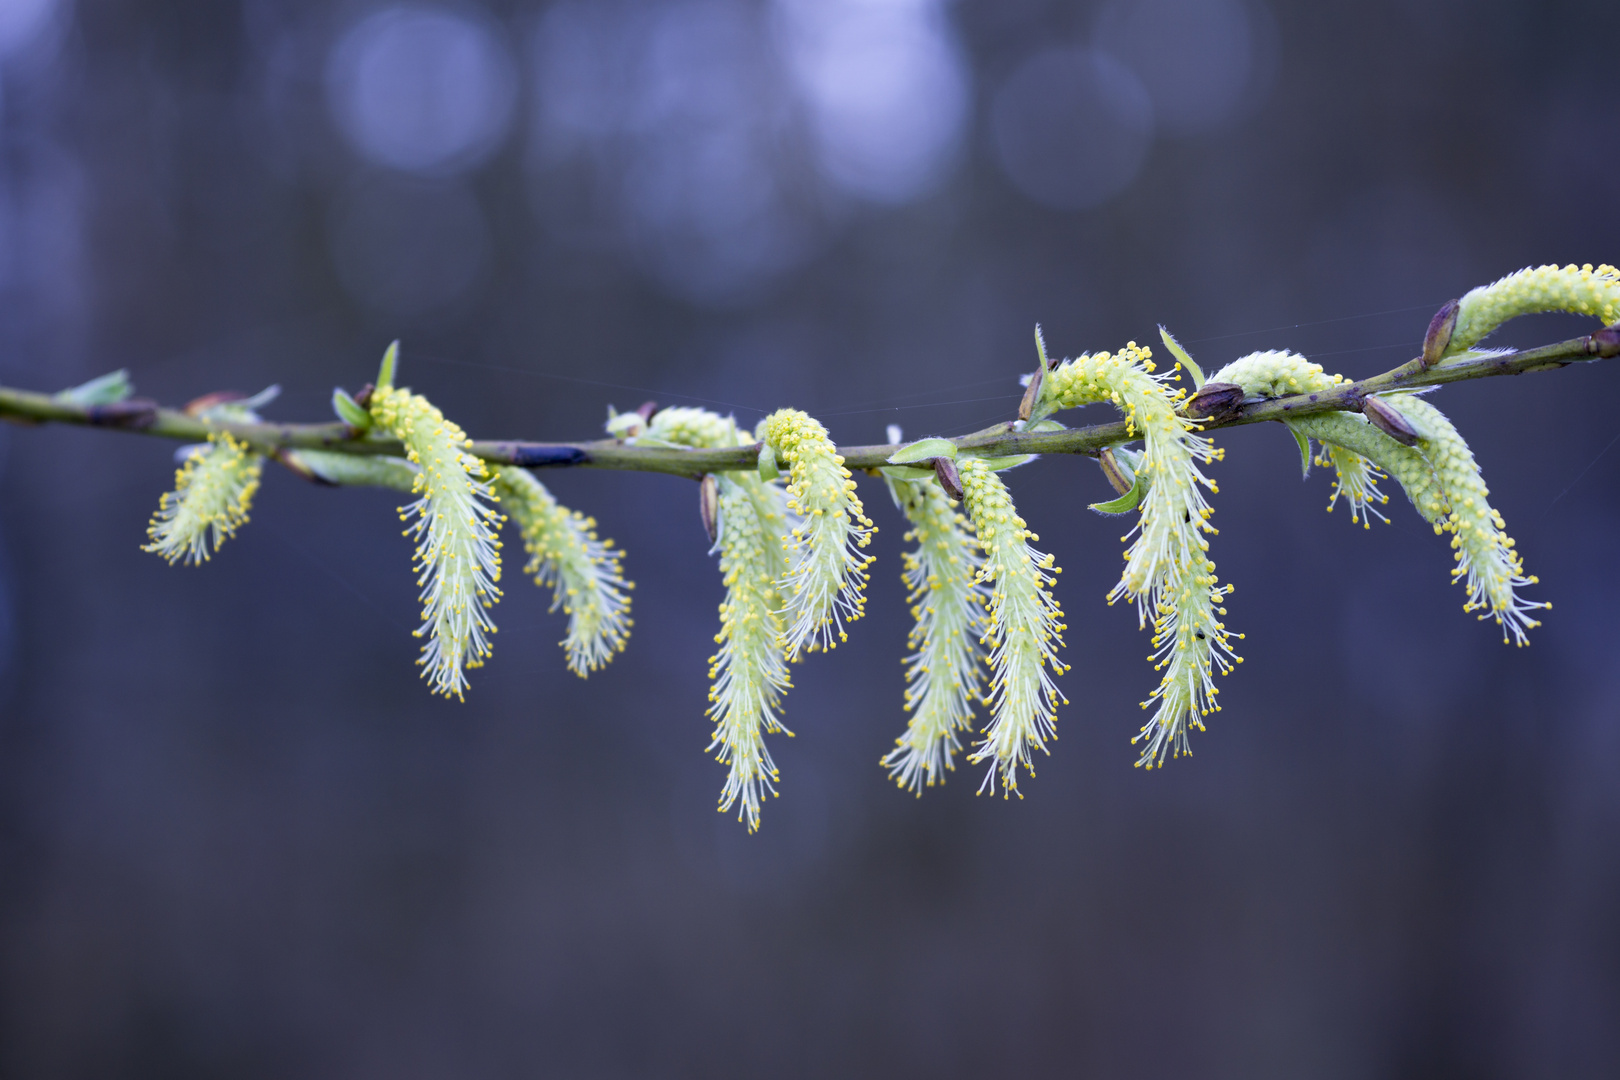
(4, 327), (1616, 479)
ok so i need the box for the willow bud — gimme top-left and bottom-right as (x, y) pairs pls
(1422, 299), (1459, 368)
(1362, 395), (1420, 446)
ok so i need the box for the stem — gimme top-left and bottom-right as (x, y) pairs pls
(3, 329), (1615, 480)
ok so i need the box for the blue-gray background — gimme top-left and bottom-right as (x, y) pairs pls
(1, 1), (1617, 1076)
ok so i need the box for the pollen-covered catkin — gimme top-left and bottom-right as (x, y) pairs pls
(1045, 342), (1220, 621)
(143, 432), (262, 564)
(1135, 553), (1241, 768)
(707, 474), (795, 832)
(1381, 395), (1547, 644)
(957, 456), (1067, 797)
(369, 386), (504, 699)
(1449, 263), (1620, 356)
(760, 409), (876, 658)
(882, 475), (989, 794)
(494, 467), (632, 676)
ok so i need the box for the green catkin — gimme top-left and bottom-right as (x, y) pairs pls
(493, 466), (632, 676)
(1381, 395), (1547, 645)
(369, 385), (504, 699)
(1449, 263), (1620, 356)
(881, 475), (989, 794)
(1210, 350), (1389, 526)
(143, 432), (263, 565)
(1211, 348), (1544, 644)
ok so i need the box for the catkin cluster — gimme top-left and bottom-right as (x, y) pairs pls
(130, 260), (1614, 831)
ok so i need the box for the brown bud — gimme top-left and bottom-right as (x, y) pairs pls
(699, 474), (720, 544)
(183, 391), (246, 416)
(1184, 381), (1244, 418)
(353, 382), (375, 409)
(1098, 447), (1133, 495)
(932, 456), (964, 501)
(1591, 324), (1620, 359)
(636, 400), (659, 422)
(1017, 362), (1045, 422)
(1362, 395), (1419, 446)
(1421, 299), (1459, 368)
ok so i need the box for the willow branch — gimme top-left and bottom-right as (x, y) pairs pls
(4, 328), (1616, 480)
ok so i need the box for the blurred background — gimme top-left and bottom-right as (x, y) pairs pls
(0, 0), (1617, 1076)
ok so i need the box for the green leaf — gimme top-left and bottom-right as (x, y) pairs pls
(1286, 422), (1311, 478)
(757, 442), (780, 481)
(1089, 469), (1146, 515)
(332, 387), (373, 429)
(975, 453), (1035, 472)
(376, 340), (400, 391)
(888, 437), (957, 464)
(1158, 326), (1203, 389)
(55, 369), (133, 406)
(879, 465), (936, 481)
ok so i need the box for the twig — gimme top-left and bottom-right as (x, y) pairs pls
(2, 328), (1615, 480)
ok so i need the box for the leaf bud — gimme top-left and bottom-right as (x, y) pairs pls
(1591, 324), (1620, 359)
(1421, 299), (1459, 368)
(699, 474), (720, 544)
(1184, 381), (1245, 419)
(1362, 395), (1420, 446)
(932, 456), (964, 501)
(331, 387), (373, 430)
(1098, 446), (1134, 495)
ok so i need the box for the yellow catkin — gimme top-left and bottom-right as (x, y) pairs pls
(143, 432), (263, 565)
(707, 474), (794, 832)
(881, 475), (989, 794)
(369, 386), (504, 699)
(493, 467), (632, 676)
(957, 456), (1067, 797)
(760, 409), (876, 658)
(1045, 341), (1237, 767)
(630, 405), (798, 830)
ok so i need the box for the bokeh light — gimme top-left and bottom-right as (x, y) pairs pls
(326, 4), (518, 176)
(773, 0), (969, 204)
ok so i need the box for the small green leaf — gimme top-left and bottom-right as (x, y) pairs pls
(1090, 469), (1146, 515)
(332, 387), (373, 429)
(1158, 326), (1203, 389)
(975, 453), (1035, 472)
(376, 340), (400, 391)
(55, 369), (133, 406)
(1287, 422), (1311, 478)
(888, 437), (957, 464)
(879, 465), (936, 481)
(757, 442), (780, 481)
